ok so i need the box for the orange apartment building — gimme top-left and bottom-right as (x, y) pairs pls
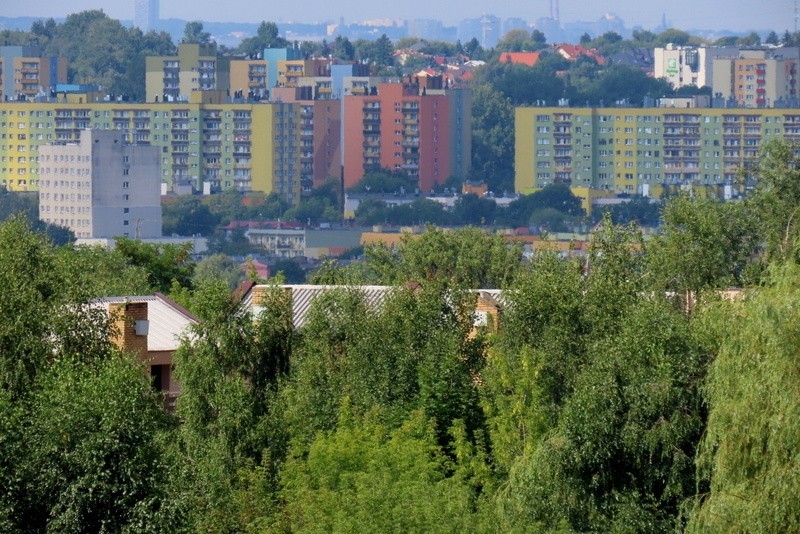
(342, 76), (471, 192)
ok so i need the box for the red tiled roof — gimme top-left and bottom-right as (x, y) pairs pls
(499, 52), (541, 67)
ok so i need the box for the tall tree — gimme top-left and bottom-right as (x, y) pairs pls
(183, 21), (211, 44)
(470, 84), (515, 192)
(237, 21), (288, 56)
(646, 195), (760, 294)
(114, 237), (194, 293)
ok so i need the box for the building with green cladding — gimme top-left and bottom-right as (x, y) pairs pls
(515, 106), (800, 203)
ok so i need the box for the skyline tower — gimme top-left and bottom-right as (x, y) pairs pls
(134, 0), (159, 32)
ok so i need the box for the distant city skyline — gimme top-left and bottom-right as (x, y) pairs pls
(3, 0), (795, 33)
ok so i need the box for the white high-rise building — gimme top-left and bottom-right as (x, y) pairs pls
(39, 129), (162, 239)
(653, 45), (739, 89)
(134, 0), (159, 32)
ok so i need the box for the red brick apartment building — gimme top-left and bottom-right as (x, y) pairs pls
(343, 76), (471, 192)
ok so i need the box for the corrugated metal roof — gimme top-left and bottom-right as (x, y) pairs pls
(248, 285), (392, 328)
(244, 285), (507, 329)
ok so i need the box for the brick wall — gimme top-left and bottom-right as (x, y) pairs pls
(109, 302), (148, 356)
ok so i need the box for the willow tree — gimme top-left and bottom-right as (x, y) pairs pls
(686, 263), (800, 532)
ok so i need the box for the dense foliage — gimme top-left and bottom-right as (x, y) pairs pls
(2, 22), (800, 520)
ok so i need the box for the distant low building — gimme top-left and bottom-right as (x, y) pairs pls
(245, 227), (364, 258)
(554, 44), (604, 64)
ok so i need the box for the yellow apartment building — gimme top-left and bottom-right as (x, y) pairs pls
(145, 43), (231, 103)
(0, 100), (301, 203)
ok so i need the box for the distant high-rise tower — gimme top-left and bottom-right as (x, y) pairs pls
(550, 0), (560, 21)
(134, 0), (159, 32)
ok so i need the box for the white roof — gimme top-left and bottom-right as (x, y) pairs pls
(92, 294), (199, 352)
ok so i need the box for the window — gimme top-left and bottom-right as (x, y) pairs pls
(123, 220), (129, 226)
(122, 181), (129, 189)
(123, 194), (129, 201)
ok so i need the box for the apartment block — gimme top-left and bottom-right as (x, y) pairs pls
(272, 86), (341, 193)
(0, 101), (301, 203)
(516, 106), (798, 200)
(342, 77), (471, 192)
(145, 43), (231, 103)
(0, 46), (67, 101)
(712, 48), (800, 108)
(229, 59), (269, 100)
(262, 47), (303, 91)
(278, 58), (330, 88)
(38, 129), (161, 239)
(330, 63), (374, 98)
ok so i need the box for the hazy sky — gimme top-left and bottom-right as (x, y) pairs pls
(4, 0), (795, 32)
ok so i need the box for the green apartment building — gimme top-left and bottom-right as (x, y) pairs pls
(516, 106), (800, 203)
